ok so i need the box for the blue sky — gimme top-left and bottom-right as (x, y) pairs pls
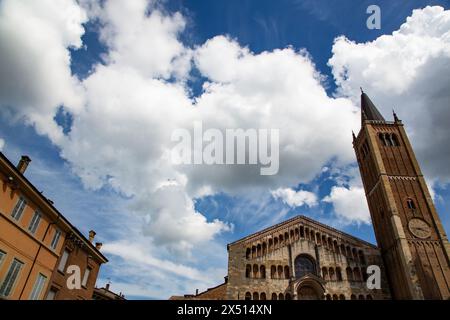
(1, 0), (450, 299)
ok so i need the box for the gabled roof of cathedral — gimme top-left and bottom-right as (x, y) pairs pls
(361, 90), (385, 122)
(228, 214), (377, 249)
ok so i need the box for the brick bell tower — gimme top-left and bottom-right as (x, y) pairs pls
(353, 89), (450, 300)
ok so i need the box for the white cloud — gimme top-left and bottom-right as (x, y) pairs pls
(97, 0), (191, 80)
(323, 186), (371, 225)
(271, 187), (317, 208)
(329, 5), (450, 184)
(0, 0), (87, 144)
(0, 138), (4, 151)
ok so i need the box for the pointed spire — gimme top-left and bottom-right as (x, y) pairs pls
(361, 90), (385, 123)
(393, 109), (400, 123)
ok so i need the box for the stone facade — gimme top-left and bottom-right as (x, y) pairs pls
(226, 215), (391, 300)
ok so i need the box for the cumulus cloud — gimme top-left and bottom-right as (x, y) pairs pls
(329, 5), (450, 185)
(323, 186), (370, 225)
(271, 187), (317, 208)
(0, 0), (87, 143)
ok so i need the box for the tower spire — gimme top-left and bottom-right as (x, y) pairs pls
(361, 90), (385, 123)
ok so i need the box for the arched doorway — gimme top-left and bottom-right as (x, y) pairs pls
(297, 285), (321, 300)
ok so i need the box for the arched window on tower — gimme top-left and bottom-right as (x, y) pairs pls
(260, 292), (266, 300)
(262, 242), (267, 256)
(407, 198), (416, 210)
(271, 293), (277, 300)
(253, 292), (259, 300)
(294, 255), (316, 278)
(391, 134), (400, 146)
(245, 292), (251, 300)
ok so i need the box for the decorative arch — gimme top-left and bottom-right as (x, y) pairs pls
(245, 264), (251, 278)
(245, 292), (251, 300)
(270, 265), (277, 279)
(260, 265), (266, 279)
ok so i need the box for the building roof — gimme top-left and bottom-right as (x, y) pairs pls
(361, 91), (385, 122)
(228, 214), (377, 249)
(0, 151), (108, 263)
(93, 286), (126, 300)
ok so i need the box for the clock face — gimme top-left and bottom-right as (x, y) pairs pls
(408, 218), (431, 239)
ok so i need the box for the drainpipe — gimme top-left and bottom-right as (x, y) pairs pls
(19, 213), (61, 299)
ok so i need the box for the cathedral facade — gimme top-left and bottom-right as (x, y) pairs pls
(170, 92), (450, 300)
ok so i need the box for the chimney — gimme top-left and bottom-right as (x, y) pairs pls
(17, 155), (31, 174)
(105, 283), (110, 291)
(195, 289), (199, 296)
(95, 242), (103, 250)
(89, 230), (96, 242)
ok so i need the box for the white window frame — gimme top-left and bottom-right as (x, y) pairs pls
(0, 258), (24, 298)
(29, 273), (47, 300)
(0, 250), (6, 268)
(11, 196), (27, 221)
(57, 249), (70, 273)
(50, 229), (62, 250)
(28, 211), (42, 234)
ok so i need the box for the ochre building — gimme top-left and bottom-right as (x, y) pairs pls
(172, 92), (450, 300)
(0, 152), (107, 300)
